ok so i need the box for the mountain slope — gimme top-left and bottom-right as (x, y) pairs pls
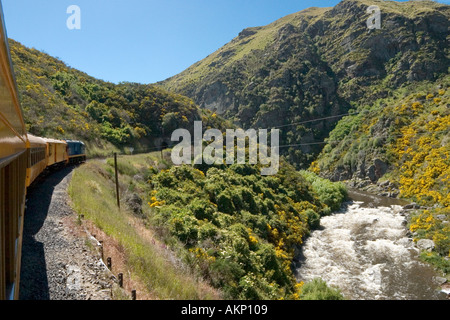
(160, 0), (449, 167)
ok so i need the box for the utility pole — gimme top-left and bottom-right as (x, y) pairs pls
(114, 152), (120, 210)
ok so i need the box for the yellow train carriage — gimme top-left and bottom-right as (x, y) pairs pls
(25, 135), (47, 187)
(0, 1), (28, 300)
(44, 138), (67, 167)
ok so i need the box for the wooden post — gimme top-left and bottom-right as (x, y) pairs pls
(99, 241), (104, 259)
(118, 273), (123, 287)
(114, 153), (120, 210)
(131, 290), (136, 300)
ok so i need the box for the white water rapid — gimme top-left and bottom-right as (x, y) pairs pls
(295, 192), (446, 300)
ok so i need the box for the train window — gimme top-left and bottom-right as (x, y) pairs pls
(48, 145), (52, 157)
(30, 147), (46, 166)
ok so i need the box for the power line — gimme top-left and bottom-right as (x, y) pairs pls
(117, 113), (353, 154)
(271, 112), (359, 130)
(278, 142), (328, 148)
(113, 114), (449, 155)
(277, 128), (450, 149)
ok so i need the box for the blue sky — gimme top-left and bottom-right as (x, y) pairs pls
(2, 0), (449, 84)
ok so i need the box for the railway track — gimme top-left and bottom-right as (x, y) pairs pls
(19, 166), (114, 300)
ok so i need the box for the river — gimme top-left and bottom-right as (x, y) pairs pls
(295, 189), (447, 300)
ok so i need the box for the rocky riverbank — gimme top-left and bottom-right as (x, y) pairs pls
(346, 178), (401, 199)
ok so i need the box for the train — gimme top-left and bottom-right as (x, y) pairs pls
(0, 2), (86, 300)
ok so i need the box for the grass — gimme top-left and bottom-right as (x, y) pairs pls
(299, 278), (344, 300)
(84, 140), (121, 159)
(68, 155), (221, 300)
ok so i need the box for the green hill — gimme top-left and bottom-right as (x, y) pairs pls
(10, 39), (228, 156)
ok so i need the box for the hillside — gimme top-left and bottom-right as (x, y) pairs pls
(158, 0), (450, 276)
(160, 0), (449, 167)
(9, 39), (228, 156)
(69, 151), (347, 300)
(314, 77), (449, 192)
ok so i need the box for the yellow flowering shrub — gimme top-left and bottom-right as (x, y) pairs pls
(309, 161), (320, 174)
(391, 105), (450, 207)
(148, 196), (166, 207)
(410, 210), (436, 233)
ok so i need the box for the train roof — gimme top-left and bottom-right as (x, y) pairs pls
(64, 139), (85, 145)
(43, 137), (66, 144)
(27, 134), (47, 145)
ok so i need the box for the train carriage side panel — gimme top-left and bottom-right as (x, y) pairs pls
(44, 138), (67, 167)
(55, 140), (67, 165)
(0, 0), (28, 300)
(26, 135), (47, 187)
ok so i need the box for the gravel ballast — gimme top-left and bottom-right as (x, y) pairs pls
(19, 166), (115, 300)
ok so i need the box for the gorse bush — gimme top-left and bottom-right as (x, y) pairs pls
(147, 161), (347, 299)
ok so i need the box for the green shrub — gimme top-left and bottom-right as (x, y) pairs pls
(300, 278), (344, 300)
(305, 209), (320, 229)
(217, 192), (235, 214)
(300, 170), (347, 212)
(188, 198), (216, 221)
(419, 252), (450, 274)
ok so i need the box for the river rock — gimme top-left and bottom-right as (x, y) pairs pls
(379, 180), (390, 188)
(416, 239), (435, 252)
(358, 180), (371, 188)
(389, 191), (399, 198)
(367, 159), (389, 182)
(403, 203), (420, 210)
(125, 193), (143, 216)
(434, 276), (448, 285)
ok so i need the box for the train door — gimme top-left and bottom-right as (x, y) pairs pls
(0, 151), (27, 300)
